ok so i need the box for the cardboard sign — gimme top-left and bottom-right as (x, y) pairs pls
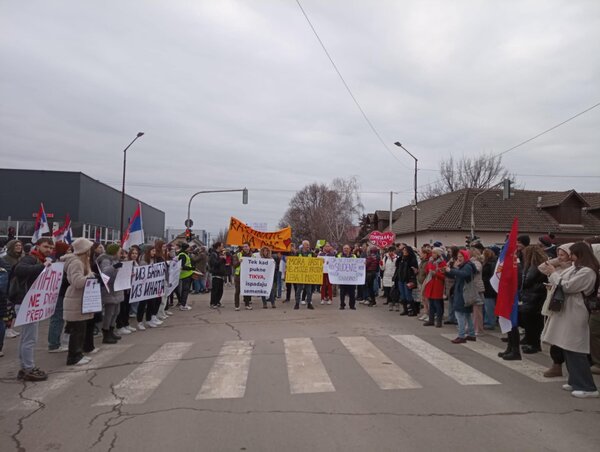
(166, 260), (181, 297)
(285, 256), (323, 285)
(226, 217), (292, 252)
(82, 279), (103, 314)
(369, 231), (396, 248)
(240, 257), (275, 296)
(114, 260), (134, 291)
(14, 262), (64, 326)
(129, 263), (166, 303)
(327, 258), (366, 285)
(318, 255), (336, 274)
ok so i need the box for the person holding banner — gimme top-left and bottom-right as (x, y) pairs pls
(259, 246), (277, 309)
(294, 240), (315, 310)
(63, 238), (95, 365)
(115, 246), (140, 335)
(318, 243), (336, 305)
(138, 245), (163, 329)
(96, 244), (125, 344)
(10, 237), (54, 381)
(338, 244), (357, 310)
(233, 243), (253, 310)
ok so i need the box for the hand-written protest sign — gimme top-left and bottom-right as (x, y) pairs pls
(369, 231), (396, 248)
(129, 263), (166, 303)
(285, 257), (323, 285)
(14, 262), (64, 326)
(82, 279), (102, 314)
(114, 260), (134, 291)
(241, 258), (275, 296)
(327, 258), (366, 285)
(166, 260), (181, 297)
(226, 217), (292, 252)
(318, 256), (335, 274)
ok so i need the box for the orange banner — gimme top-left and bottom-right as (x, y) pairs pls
(226, 217), (292, 252)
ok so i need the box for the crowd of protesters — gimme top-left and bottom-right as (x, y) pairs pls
(1, 233), (599, 398)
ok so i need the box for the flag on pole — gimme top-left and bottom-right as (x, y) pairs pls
(122, 202), (144, 251)
(32, 203), (50, 244)
(493, 218), (519, 333)
(53, 213), (73, 244)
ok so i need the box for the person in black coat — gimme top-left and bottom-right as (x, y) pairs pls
(518, 245), (548, 354)
(393, 245), (419, 316)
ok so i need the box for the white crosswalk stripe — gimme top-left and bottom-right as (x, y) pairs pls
(196, 340), (254, 400)
(440, 334), (562, 382)
(391, 335), (500, 386)
(339, 336), (421, 389)
(9, 345), (132, 411)
(94, 342), (192, 406)
(284, 337), (335, 394)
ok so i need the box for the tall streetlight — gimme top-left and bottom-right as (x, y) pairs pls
(120, 132), (144, 240)
(394, 142), (418, 247)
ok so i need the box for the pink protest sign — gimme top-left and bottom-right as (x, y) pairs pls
(368, 231), (396, 248)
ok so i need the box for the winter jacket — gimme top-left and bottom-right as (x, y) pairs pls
(96, 253), (124, 305)
(62, 254), (94, 322)
(541, 265), (597, 353)
(423, 258), (446, 300)
(446, 261), (476, 313)
(209, 249), (227, 277)
(365, 255), (379, 272)
(482, 258), (497, 299)
(9, 252), (45, 304)
(394, 253), (418, 284)
(519, 266), (547, 313)
(380, 254), (397, 288)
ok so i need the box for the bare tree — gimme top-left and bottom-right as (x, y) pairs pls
(279, 177), (363, 246)
(422, 153), (512, 200)
(214, 228), (228, 245)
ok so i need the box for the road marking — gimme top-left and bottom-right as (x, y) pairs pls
(196, 340), (254, 400)
(8, 345), (132, 411)
(391, 335), (500, 386)
(95, 342), (192, 406)
(441, 334), (561, 382)
(284, 338), (335, 394)
(339, 336), (421, 389)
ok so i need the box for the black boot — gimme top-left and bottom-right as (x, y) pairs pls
(435, 317), (442, 328)
(294, 303), (300, 310)
(102, 329), (117, 344)
(110, 327), (122, 340)
(399, 300), (409, 316)
(502, 328), (522, 361)
(307, 303), (314, 310)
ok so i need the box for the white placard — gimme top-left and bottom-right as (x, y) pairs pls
(327, 258), (366, 285)
(82, 279), (103, 314)
(166, 260), (181, 297)
(114, 260), (134, 291)
(14, 263), (64, 327)
(129, 263), (166, 303)
(318, 256), (336, 274)
(241, 257), (275, 296)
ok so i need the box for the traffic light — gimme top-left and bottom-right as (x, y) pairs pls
(185, 228), (192, 242)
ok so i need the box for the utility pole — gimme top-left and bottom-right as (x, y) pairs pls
(394, 142), (418, 247)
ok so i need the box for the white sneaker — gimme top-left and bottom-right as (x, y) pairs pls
(327, 300), (332, 305)
(320, 300), (325, 305)
(146, 320), (158, 328)
(179, 305), (192, 311)
(158, 314), (168, 321)
(562, 384), (573, 391)
(126, 326), (137, 333)
(137, 322), (146, 331)
(245, 306), (253, 310)
(87, 348), (100, 354)
(165, 310), (173, 316)
(0, 351), (4, 357)
(151, 316), (163, 325)
(6, 329), (19, 338)
(301, 300), (306, 305)
(571, 390), (599, 398)
(75, 356), (92, 366)
(48, 345), (68, 353)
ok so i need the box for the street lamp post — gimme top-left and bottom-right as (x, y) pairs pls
(394, 142), (418, 247)
(120, 132), (144, 240)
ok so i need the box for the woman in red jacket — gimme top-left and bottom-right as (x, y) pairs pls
(423, 247), (447, 327)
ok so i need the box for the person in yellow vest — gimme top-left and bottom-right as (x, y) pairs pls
(177, 242), (194, 311)
(294, 240), (315, 310)
(232, 243), (253, 311)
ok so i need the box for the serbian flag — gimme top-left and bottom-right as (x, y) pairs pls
(493, 218), (519, 333)
(122, 202), (144, 251)
(32, 203), (50, 244)
(53, 213), (73, 244)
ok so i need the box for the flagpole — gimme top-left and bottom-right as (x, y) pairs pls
(119, 132), (144, 242)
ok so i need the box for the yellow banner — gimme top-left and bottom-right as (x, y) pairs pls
(226, 217), (292, 252)
(285, 256), (323, 284)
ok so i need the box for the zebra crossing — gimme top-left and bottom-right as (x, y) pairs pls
(2, 334), (563, 411)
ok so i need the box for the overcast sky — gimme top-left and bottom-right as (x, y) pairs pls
(2, 0), (599, 237)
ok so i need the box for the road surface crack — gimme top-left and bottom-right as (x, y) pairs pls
(11, 381), (46, 452)
(224, 322), (243, 340)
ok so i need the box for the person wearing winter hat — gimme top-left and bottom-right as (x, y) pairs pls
(445, 249), (477, 343)
(63, 238), (95, 365)
(539, 234), (557, 259)
(96, 244), (125, 344)
(47, 241), (72, 353)
(423, 247), (447, 327)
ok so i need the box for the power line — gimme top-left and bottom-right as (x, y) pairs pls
(294, 0), (411, 171)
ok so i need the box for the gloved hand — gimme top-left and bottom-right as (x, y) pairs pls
(113, 262), (123, 269)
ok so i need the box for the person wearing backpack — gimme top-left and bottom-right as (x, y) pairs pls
(445, 249), (477, 344)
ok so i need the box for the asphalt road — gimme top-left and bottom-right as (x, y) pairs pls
(1, 287), (599, 452)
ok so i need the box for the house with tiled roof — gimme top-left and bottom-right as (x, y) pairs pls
(368, 188), (600, 246)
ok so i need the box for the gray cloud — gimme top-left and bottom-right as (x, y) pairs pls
(1, 0), (599, 237)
